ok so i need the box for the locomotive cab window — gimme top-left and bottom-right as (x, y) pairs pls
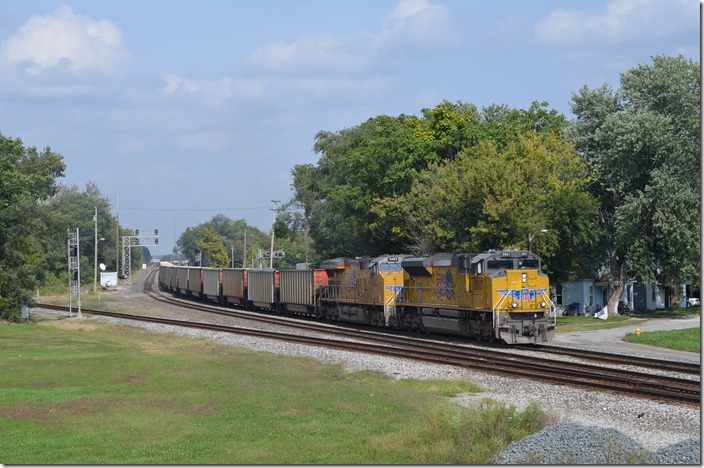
(518, 259), (539, 269)
(486, 259), (515, 271)
(379, 263), (402, 272)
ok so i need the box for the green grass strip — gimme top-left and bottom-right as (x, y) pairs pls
(0, 316), (548, 464)
(623, 327), (701, 353)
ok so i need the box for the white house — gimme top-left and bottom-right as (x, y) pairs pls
(555, 279), (692, 314)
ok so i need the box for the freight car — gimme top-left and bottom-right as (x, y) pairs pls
(158, 249), (555, 345)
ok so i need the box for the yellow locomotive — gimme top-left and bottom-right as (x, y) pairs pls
(318, 250), (554, 344)
(399, 250), (554, 344)
(319, 255), (407, 326)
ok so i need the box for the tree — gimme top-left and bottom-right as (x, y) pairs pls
(175, 215), (269, 268)
(290, 100), (576, 261)
(0, 135), (65, 321)
(195, 227), (229, 268)
(569, 55), (700, 314)
(293, 113), (430, 258)
(374, 131), (600, 284)
(43, 182), (121, 284)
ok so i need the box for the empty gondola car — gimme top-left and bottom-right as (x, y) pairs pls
(278, 268), (328, 316)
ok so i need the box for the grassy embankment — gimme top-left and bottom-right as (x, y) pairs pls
(1, 314), (548, 464)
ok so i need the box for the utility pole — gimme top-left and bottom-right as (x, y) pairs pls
(269, 200), (280, 268)
(243, 227), (247, 268)
(115, 195), (119, 278)
(93, 206), (98, 293)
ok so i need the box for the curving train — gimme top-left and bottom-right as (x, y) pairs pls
(158, 249), (555, 345)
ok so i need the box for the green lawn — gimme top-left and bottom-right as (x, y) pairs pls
(555, 308), (700, 333)
(0, 315), (548, 464)
(623, 327), (701, 353)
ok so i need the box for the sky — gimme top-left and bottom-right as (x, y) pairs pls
(0, 0), (698, 256)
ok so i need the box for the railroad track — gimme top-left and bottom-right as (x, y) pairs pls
(38, 271), (701, 406)
(144, 269), (701, 377)
(521, 344), (701, 376)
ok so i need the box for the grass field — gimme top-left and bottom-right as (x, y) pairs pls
(555, 308), (700, 333)
(623, 327), (701, 353)
(0, 314), (548, 464)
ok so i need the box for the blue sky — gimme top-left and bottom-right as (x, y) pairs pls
(0, 0), (698, 256)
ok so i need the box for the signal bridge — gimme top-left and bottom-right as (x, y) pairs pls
(258, 249), (285, 268)
(121, 229), (159, 284)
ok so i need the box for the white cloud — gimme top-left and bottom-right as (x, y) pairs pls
(161, 73), (274, 107)
(161, 73), (389, 108)
(0, 4), (129, 75)
(535, 0), (695, 46)
(245, 0), (458, 74)
(246, 32), (378, 74)
(381, 0), (460, 49)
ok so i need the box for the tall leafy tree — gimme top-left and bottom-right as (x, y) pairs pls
(569, 55), (700, 313)
(375, 131), (599, 284)
(290, 100), (575, 261)
(0, 135), (65, 320)
(196, 227), (229, 268)
(175, 215), (269, 268)
(293, 113), (429, 257)
(43, 183), (121, 284)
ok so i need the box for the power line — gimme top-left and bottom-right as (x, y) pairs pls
(120, 206), (270, 212)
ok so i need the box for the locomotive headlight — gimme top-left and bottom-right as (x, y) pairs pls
(511, 302), (518, 309)
(540, 301), (546, 308)
(521, 273), (527, 283)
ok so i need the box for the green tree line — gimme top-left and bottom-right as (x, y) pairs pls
(173, 213), (314, 270)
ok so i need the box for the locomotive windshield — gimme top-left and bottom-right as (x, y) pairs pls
(478, 251), (542, 273)
(486, 259), (515, 270)
(518, 258), (540, 269)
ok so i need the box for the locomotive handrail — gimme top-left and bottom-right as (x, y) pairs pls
(543, 290), (558, 326)
(492, 290), (513, 331)
(383, 290), (399, 326)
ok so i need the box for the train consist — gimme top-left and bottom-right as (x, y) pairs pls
(158, 249), (555, 344)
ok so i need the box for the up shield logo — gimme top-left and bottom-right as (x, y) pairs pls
(521, 288), (535, 301)
(499, 288), (547, 302)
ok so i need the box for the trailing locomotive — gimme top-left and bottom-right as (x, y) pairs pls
(158, 249), (555, 345)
